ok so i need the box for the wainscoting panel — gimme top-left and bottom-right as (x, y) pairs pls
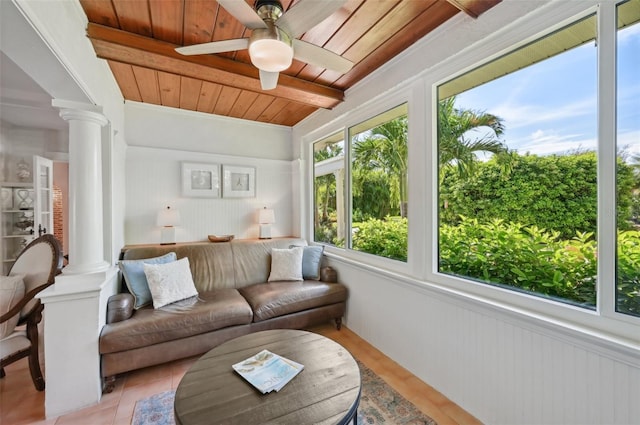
(125, 146), (295, 245)
(333, 259), (640, 425)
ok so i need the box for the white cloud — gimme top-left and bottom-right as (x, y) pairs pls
(513, 129), (596, 156)
(618, 130), (640, 156)
(493, 96), (596, 131)
(511, 129), (639, 158)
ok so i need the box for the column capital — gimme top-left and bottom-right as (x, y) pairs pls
(58, 108), (108, 127)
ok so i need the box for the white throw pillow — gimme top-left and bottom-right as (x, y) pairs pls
(143, 257), (198, 309)
(268, 247), (304, 282)
(0, 275), (25, 339)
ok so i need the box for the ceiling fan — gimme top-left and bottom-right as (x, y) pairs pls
(175, 0), (354, 91)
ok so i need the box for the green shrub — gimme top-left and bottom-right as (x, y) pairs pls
(617, 230), (640, 316)
(352, 217), (408, 261)
(439, 216), (598, 307)
(319, 214), (638, 314)
(440, 152), (636, 238)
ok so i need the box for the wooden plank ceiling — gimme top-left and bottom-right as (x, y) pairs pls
(80, 0), (500, 127)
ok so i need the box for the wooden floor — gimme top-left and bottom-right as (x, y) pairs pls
(0, 324), (481, 425)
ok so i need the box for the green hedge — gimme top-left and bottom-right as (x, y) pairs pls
(439, 216), (597, 306)
(439, 152), (636, 239)
(347, 216), (639, 315)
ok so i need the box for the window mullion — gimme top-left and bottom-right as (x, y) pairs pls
(345, 127), (353, 250)
(596, 1), (618, 317)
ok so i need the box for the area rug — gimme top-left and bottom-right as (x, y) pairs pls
(132, 361), (436, 425)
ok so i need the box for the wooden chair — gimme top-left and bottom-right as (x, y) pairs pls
(0, 234), (63, 391)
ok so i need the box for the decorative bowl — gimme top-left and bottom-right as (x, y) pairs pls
(208, 235), (234, 243)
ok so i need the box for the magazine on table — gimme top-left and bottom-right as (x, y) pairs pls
(232, 349), (304, 393)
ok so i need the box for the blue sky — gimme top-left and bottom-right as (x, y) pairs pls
(455, 22), (640, 159)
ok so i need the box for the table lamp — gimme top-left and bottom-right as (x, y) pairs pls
(258, 207), (275, 239)
(157, 206), (180, 245)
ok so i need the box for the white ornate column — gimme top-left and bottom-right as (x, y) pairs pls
(40, 100), (119, 418)
(54, 101), (109, 274)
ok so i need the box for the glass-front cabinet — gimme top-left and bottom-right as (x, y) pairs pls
(1, 155), (53, 274)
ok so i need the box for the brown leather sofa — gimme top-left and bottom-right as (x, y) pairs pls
(99, 238), (347, 392)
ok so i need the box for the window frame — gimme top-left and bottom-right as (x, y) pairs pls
(426, 2), (639, 342)
(306, 86), (423, 277)
(301, 0), (638, 346)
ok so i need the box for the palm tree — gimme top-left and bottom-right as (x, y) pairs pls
(353, 116), (408, 217)
(438, 96), (507, 182)
(313, 143), (343, 230)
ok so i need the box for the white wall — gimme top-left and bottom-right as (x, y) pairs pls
(334, 258), (640, 425)
(123, 101), (295, 245)
(125, 146), (295, 244)
(294, 0), (640, 424)
(125, 102), (293, 160)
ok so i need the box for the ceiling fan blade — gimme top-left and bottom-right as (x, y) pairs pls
(175, 38), (249, 55)
(293, 39), (353, 74)
(259, 70), (279, 90)
(217, 0), (268, 30)
(276, 0), (347, 38)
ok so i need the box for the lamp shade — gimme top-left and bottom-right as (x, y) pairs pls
(157, 206), (181, 227)
(258, 207), (275, 224)
(249, 38), (293, 72)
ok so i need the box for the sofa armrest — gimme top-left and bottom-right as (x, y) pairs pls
(106, 293), (134, 324)
(320, 266), (338, 283)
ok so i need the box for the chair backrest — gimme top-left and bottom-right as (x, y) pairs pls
(8, 234), (63, 319)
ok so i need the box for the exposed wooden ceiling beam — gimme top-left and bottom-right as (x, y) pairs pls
(446, 0), (501, 19)
(86, 23), (345, 110)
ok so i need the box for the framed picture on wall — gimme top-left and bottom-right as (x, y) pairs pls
(182, 162), (220, 197)
(222, 165), (255, 198)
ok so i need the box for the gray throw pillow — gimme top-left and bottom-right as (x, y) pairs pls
(119, 252), (177, 309)
(290, 245), (324, 280)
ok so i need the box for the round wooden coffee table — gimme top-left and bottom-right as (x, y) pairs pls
(174, 329), (361, 425)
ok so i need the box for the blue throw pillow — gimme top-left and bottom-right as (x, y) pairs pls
(290, 245), (324, 280)
(119, 252), (177, 309)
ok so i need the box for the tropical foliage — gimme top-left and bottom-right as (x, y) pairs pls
(440, 150), (637, 239)
(352, 116), (408, 217)
(437, 96), (508, 181)
(439, 216), (597, 306)
(352, 217), (408, 261)
(312, 97), (639, 315)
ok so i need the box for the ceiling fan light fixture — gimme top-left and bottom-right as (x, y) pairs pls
(249, 24), (293, 73)
(249, 38), (293, 72)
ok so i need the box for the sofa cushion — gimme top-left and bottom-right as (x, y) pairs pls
(268, 247), (304, 282)
(239, 281), (349, 322)
(119, 252), (177, 309)
(99, 289), (253, 354)
(144, 257), (198, 308)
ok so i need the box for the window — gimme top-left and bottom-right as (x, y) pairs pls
(437, 16), (600, 308)
(313, 132), (345, 248)
(307, 1), (639, 334)
(436, 1), (640, 319)
(616, 0), (640, 317)
(313, 104), (409, 262)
